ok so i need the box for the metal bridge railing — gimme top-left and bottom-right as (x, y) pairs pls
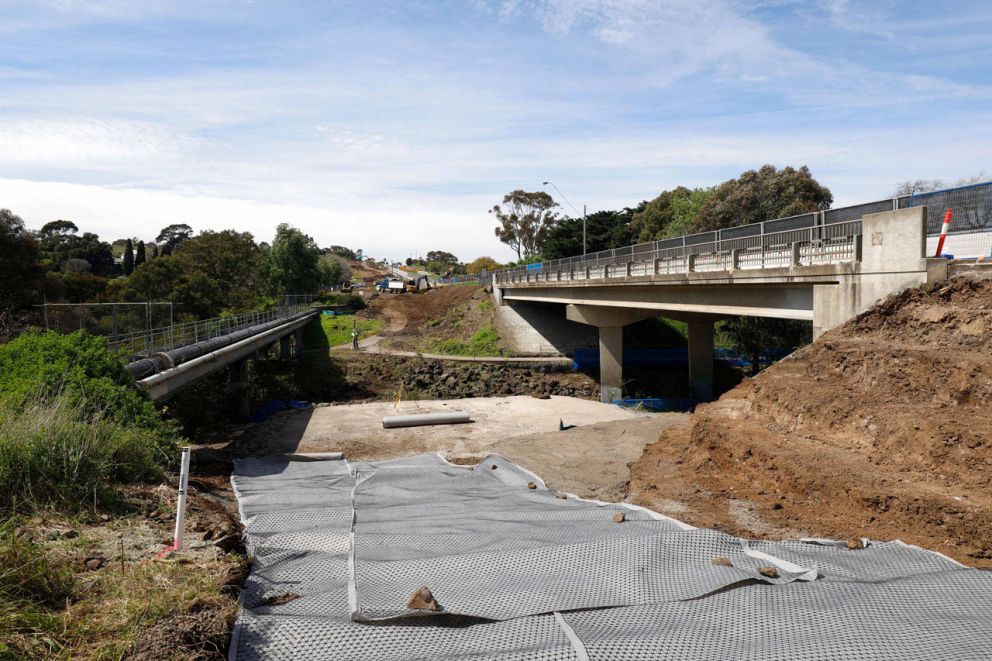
(493, 181), (992, 285)
(110, 304), (314, 358)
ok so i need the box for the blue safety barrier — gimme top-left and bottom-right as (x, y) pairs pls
(250, 399), (309, 423)
(611, 397), (696, 412)
(572, 347), (791, 370)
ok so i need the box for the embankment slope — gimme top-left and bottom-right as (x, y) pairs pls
(628, 275), (992, 567)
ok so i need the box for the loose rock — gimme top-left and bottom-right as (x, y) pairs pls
(406, 586), (441, 611)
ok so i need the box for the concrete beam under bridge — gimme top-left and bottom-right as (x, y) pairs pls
(565, 304), (721, 403)
(509, 284), (815, 321)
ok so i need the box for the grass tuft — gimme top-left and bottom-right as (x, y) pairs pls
(0, 395), (167, 512)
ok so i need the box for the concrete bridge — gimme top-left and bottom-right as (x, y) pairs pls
(490, 182), (992, 402)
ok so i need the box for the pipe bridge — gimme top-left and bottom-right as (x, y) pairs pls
(124, 307), (318, 406)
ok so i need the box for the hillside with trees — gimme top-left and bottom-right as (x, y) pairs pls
(0, 211), (363, 340)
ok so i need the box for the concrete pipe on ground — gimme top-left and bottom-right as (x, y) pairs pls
(382, 411), (472, 429)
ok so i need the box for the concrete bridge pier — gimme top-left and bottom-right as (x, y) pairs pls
(686, 318), (714, 401)
(565, 305), (658, 403)
(230, 358), (251, 421)
(566, 304), (722, 403)
(294, 329), (305, 359)
(280, 335), (291, 361)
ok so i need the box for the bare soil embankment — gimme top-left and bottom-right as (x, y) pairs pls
(628, 275), (992, 567)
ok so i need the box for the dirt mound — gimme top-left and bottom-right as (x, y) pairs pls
(628, 275), (992, 567)
(347, 259), (390, 285)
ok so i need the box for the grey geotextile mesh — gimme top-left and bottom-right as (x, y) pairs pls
(230, 453), (992, 660)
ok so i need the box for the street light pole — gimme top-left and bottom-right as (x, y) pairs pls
(542, 181), (587, 256)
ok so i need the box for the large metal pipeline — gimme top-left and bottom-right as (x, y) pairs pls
(125, 310), (315, 380)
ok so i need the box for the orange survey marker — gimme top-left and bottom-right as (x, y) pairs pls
(935, 209), (952, 257)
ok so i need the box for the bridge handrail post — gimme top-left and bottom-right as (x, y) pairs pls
(687, 253), (696, 273)
(791, 241), (802, 267)
(731, 248), (741, 270)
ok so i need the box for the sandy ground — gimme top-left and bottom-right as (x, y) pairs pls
(229, 395), (686, 501)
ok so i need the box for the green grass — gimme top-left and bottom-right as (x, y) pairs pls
(308, 316), (383, 348)
(0, 395), (167, 512)
(0, 331), (179, 512)
(427, 325), (503, 357)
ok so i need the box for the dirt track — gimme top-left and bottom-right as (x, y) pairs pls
(628, 275), (992, 567)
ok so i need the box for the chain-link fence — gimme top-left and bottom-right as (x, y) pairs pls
(36, 295), (317, 359)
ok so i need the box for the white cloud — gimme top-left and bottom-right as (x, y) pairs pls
(0, 117), (189, 169)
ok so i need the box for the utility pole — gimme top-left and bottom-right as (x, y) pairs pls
(583, 204), (587, 256)
(543, 181), (587, 256)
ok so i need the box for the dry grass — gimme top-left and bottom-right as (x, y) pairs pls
(1, 501), (245, 660)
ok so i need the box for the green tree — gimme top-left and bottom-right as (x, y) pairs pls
(466, 256), (501, 274)
(123, 238), (134, 275)
(120, 256), (182, 302)
(152, 243), (159, 258)
(628, 187), (706, 242)
(155, 223), (193, 255)
(61, 273), (110, 303)
(329, 245), (358, 260)
(266, 224), (322, 295)
(0, 208), (43, 315)
(318, 254), (345, 288)
(170, 272), (225, 319)
(542, 207), (641, 259)
(425, 250), (459, 266)
(692, 165), (831, 232)
(490, 190), (559, 260)
(173, 230), (262, 310)
(134, 240), (146, 268)
(720, 317), (811, 374)
(37, 220), (113, 276)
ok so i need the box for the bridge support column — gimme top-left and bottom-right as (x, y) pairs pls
(230, 358), (250, 421)
(687, 319), (714, 402)
(565, 305), (660, 404)
(294, 329), (304, 358)
(599, 326), (623, 404)
(280, 335), (291, 361)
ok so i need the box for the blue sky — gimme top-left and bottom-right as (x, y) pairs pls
(1, 0), (990, 261)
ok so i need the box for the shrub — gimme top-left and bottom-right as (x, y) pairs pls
(428, 326), (502, 357)
(317, 293), (366, 310)
(0, 331), (173, 436)
(0, 395), (167, 509)
(0, 331), (179, 508)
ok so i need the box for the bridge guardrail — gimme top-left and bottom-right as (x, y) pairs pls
(494, 181), (992, 285)
(111, 304), (314, 358)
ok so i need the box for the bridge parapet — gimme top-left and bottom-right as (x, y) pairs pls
(493, 180), (992, 287)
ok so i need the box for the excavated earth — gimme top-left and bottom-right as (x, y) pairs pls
(628, 274), (992, 568)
